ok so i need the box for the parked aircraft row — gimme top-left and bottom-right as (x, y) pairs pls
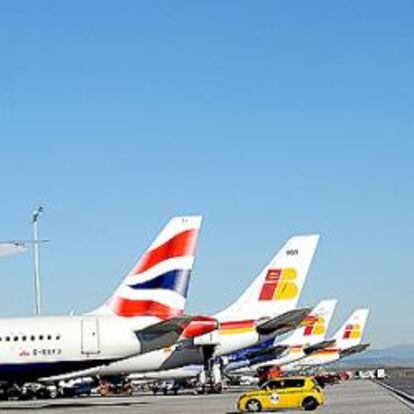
(0, 215), (370, 397)
(120, 302), (370, 385)
(225, 304), (370, 374)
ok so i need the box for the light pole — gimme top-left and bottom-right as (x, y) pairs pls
(32, 206), (44, 316)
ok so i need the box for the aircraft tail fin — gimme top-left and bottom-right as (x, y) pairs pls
(333, 308), (370, 349)
(282, 299), (337, 346)
(215, 234), (320, 322)
(89, 216), (202, 319)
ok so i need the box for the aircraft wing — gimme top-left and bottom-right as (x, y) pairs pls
(256, 307), (311, 336)
(303, 339), (336, 356)
(135, 316), (194, 354)
(339, 343), (370, 359)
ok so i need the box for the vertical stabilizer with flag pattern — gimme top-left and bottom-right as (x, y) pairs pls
(89, 216), (202, 319)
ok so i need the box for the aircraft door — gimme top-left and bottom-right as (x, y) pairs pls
(81, 319), (100, 354)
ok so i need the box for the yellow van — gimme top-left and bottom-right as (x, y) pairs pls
(237, 376), (325, 412)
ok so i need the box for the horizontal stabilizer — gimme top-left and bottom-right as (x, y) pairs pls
(224, 345), (289, 373)
(224, 360), (251, 373)
(135, 316), (193, 354)
(246, 344), (289, 361)
(304, 339), (336, 356)
(181, 316), (219, 339)
(256, 307), (311, 336)
(159, 341), (205, 370)
(339, 343), (370, 358)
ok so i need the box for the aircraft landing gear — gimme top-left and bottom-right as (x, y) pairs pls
(0, 384), (25, 401)
(196, 356), (225, 394)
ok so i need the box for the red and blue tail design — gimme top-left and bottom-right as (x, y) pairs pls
(127, 269), (191, 297)
(92, 216), (202, 319)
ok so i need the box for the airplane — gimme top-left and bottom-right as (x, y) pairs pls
(281, 308), (370, 371)
(0, 215), (207, 392)
(47, 234), (320, 387)
(0, 241), (28, 257)
(224, 299), (338, 373)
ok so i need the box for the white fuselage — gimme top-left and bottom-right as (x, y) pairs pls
(45, 318), (264, 380)
(0, 315), (157, 383)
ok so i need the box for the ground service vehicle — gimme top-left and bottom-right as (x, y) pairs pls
(237, 376), (325, 412)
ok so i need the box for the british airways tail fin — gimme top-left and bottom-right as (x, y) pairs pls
(215, 234), (320, 322)
(89, 216), (202, 319)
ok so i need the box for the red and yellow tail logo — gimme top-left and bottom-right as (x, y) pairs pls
(343, 324), (361, 339)
(258, 268), (298, 301)
(302, 315), (326, 336)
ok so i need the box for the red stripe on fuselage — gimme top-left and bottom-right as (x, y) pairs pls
(108, 297), (183, 319)
(220, 320), (255, 330)
(132, 229), (198, 275)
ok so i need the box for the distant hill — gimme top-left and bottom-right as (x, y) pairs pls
(332, 344), (414, 368)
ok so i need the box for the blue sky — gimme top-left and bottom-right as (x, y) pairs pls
(0, 1), (412, 348)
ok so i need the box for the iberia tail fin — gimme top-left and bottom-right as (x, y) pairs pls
(333, 308), (370, 350)
(282, 299), (337, 346)
(215, 234), (320, 322)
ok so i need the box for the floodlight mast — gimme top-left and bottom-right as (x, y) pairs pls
(32, 206), (44, 316)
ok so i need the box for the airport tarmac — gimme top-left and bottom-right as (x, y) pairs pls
(384, 375), (414, 396)
(0, 380), (411, 413)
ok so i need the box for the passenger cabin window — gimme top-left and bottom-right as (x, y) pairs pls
(0, 334), (59, 342)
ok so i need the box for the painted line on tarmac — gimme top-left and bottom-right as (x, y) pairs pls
(373, 379), (414, 411)
(0, 398), (150, 410)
